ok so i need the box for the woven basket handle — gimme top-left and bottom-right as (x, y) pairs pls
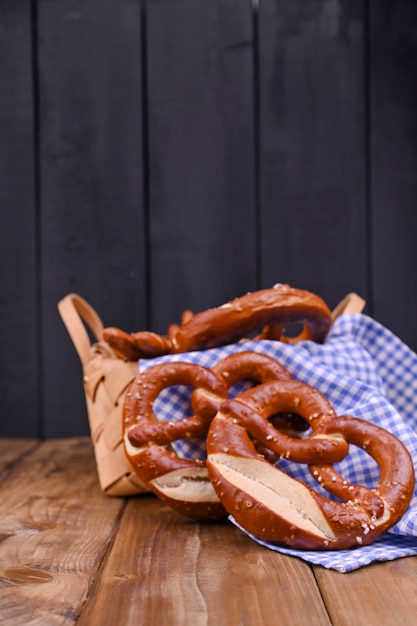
(331, 292), (366, 322)
(58, 293), (104, 366)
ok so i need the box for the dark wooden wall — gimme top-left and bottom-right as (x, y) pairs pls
(1, 0), (417, 438)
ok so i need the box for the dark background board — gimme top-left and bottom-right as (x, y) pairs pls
(370, 0), (417, 351)
(1, 0), (417, 438)
(146, 0), (257, 333)
(258, 0), (368, 309)
(37, 0), (147, 436)
(0, 1), (39, 437)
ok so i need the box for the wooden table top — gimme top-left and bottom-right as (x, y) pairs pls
(1, 437), (416, 626)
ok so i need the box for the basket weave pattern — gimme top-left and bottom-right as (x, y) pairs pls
(58, 294), (149, 496)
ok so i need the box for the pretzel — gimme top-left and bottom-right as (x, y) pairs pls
(167, 309), (194, 345)
(190, 351), (294, 430)
(213, 350), (292, 386)
(209, 380), (350, 465)
(206, 387), (415, 550)
(103, 285), (332, 360)
(104, 309), (195, 360)
(123, 352), (299, 519)
(123, 361), (228, 521)
(191, 351), (308, 462)
(103, 327), (172, 360)
(171, 284), (332, 353)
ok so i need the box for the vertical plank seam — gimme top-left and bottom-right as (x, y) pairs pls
(76, 498), (129, 622)
(252, 0), (262, 290)
(141, 0), (152, 329)
(364, 0), (374, 318)
(311, 567), (335, 625)
(30, 0), (44, 439)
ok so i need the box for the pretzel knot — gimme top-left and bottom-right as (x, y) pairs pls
(103, 284), (332, 360)
(123, 352), (296, 521)
(206, 382), (415, 550)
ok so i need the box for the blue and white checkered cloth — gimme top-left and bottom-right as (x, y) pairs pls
(138, 313), (417, 572)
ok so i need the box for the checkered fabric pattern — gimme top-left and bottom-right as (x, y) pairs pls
(138, 313), (417, 572)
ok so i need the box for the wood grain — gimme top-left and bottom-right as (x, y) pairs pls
(314, 556), (417, 625)
(78, 496), (331, 626)
(0, 438), (125, 625)
(1, 438), (417, 625)
(0, 439), (39, 473)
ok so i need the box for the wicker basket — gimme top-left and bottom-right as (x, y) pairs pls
(58, 293), (149, 496)
(58, 291), (365, 497)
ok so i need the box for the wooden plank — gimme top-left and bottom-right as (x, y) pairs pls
(369, 1), (417, 351)
(0, 439), (39, 473)
(314, 556), (417, 625)
(0, 1), (39, 436)
(258, 0), (368, 310)
(2, 438), (417, 624)
(37, 0), (147, 436)
(78, 497), (331, 626)
(146, 0), (257, 333)
(0, 438), (125, 625)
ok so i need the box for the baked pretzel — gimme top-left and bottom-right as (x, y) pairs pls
(104, 309), (194, 360)
(171, 284), (332, 352)
(104, 284), (332, 360)
(167, 309), (194, 345)
(190, 351), (294, 429)
(213, 350), (292, 386)
(103, 327), (172, 360)
(192, 351), (309, 463)
(124, 352), (300, 520)
(219, 352), (316, 462)
(123, 361), (228, 521)
(214, 379), (349, 464)
(206, 388), (415, 550)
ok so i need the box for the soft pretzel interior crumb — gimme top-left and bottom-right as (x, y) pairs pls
(151, 467), (220, 503)
(208, 452), (336, 541)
